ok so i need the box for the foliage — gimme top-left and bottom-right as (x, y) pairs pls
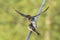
(0, 0), (60, 40)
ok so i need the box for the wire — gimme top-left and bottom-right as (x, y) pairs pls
(26, 31), (32, 40)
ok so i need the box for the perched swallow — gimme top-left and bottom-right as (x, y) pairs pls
(28, 23), (40, 35)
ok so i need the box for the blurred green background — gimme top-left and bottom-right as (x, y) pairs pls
(0, 0), (60, 40)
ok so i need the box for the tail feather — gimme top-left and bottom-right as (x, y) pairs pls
(33, 30), (40, 35)
(35, 31), (40, 35)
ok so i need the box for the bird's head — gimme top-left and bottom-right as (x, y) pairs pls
(26, 15), (31, 20)
(26, 15), (35, 22)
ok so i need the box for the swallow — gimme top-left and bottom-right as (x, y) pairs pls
(15, 7), (49, 35)
(28, 23), (40, 35)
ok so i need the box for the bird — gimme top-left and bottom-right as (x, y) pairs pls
(15, 10), (40, 35)
(15, 7), (49, 35)
(26, 15), (40, 35)
(28, 23), (40, 35)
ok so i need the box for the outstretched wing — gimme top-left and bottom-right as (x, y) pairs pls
(15, 9), (27, 18)
(33, 0), (46, 22)
(42, 6), (49, 13)
(34, 6), (49, 17)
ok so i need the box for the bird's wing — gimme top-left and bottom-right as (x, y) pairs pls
(33, 0), (46, 22)
(15, 9), (27, 18)
(34, 6), (49, 17)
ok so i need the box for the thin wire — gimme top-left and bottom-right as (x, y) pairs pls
(26, 31), (32, 40)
